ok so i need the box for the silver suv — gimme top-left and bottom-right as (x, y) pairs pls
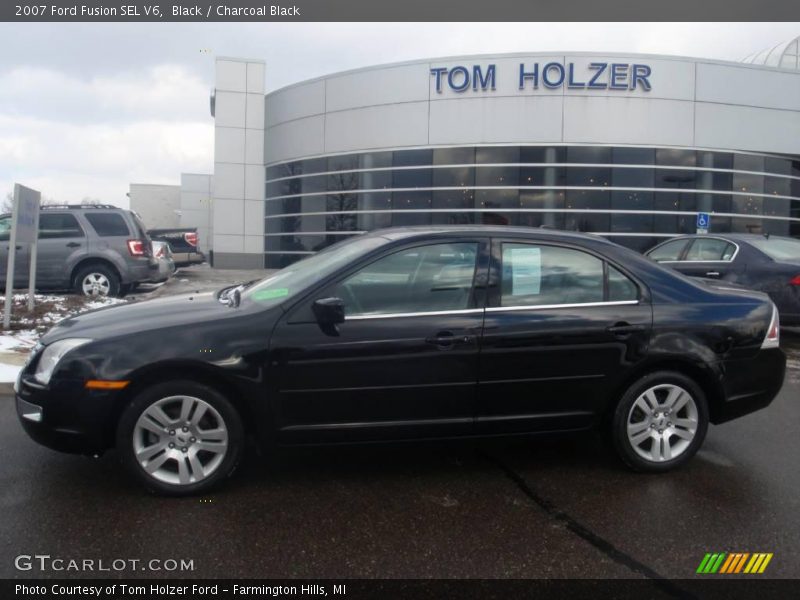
(0, 204), (157, 297)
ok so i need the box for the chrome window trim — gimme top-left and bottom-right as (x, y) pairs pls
(261, 231), (699, 239)
(486, 300), (640, 313)
(266, 142), (795, 166)
(265, 231), (366, 237)
(345, 308), (485, 321)
(264, 208), (800, 223)
(265, 185), (800, 203)
(266, 162), (800, 184)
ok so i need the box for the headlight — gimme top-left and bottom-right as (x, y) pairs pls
(34, 338), (93, 385)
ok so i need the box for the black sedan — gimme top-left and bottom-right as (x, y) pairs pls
(646, 234), (800, 325)
(16, 227), (786, 495)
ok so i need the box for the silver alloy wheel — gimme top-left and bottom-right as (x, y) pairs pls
(626, 383), (699, 463)
(132, 395), (229, 486)
(81, 272), (111, 297)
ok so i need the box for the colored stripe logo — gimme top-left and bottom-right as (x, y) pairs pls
(697, 552), (773, 574)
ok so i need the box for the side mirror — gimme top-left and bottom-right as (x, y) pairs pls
(312, 297), (345, 325)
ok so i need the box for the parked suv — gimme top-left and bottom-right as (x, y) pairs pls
(0, 204), (157, 297)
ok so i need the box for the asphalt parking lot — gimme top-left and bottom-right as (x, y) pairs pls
(0, 268), (798, 587)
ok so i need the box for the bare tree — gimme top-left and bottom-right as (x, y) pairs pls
(2, 191), (59, 213)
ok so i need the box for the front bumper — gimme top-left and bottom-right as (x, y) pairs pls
(15, 374), (122, 455)
(713, 347), (786, 424)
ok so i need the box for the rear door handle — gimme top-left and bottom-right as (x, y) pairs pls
(66, 242), (81, 248)
(705, 271), (720, 278)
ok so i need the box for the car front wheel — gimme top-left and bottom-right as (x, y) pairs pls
(612, 371), (709, 472)
(117, 380), (244, 495)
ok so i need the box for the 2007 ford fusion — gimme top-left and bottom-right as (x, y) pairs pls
(16, 227), (786, 495)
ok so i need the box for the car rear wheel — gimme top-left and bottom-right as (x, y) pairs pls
(612, 371), (709, 472)
(74, 264), (121, 298)
(117, 380), (244, 495)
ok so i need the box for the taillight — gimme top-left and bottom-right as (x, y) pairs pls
(154, 245), (165, 258)
(761, 304), (780, 349)
(184, 232), (198, 247)
(790, 275), (800, 286)
(127, 239), (146, 256)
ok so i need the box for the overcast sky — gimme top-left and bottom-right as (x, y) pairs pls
(1, 22), (798, 208)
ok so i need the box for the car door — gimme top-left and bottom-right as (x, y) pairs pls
(672, 237), (739, 281)
(35, 212), (87, 288)
(0, 215), (30, 288)
(476, 238), (652, 434)
(268, 238), (489, 443)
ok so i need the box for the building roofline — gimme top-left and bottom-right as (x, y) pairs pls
(264, 48), (800, 96)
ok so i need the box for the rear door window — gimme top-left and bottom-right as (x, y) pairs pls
(38, 213), (84, 239)
(84, 212), (131, 237)
(684, 238), (736, 261)
(499, 243), (639, 307)
(500, 244), (605, 306)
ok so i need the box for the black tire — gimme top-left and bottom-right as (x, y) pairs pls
(612, 370), (709, 473)
(73, 263), (121, 298)
(116, 380), (244, 496)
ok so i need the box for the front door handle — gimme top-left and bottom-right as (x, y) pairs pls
(66, 242), (81, 248)
(705, 271), (720, 278)
(607, 323), (646, 338)
(425, 331), (473, 349)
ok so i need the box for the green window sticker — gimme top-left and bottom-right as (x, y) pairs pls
(251, 287), (289, 301)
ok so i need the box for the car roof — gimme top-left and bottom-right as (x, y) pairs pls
(365, 225), (619, 246)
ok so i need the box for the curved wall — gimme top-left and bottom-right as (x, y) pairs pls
(219, 53), (800, 268)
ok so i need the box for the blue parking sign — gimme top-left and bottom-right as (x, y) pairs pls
(696, 212), (710, 231)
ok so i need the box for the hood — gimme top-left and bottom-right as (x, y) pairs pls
(41, 292), (236, 344)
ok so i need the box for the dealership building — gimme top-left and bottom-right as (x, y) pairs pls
(206, 41), (800, 269)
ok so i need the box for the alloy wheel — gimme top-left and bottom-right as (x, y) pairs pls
(626, 383), (699, 463)
(81, 273), (111, 297)
(132, 395), (229, 486)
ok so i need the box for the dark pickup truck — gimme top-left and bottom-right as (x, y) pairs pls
(147, 228), (205, 268)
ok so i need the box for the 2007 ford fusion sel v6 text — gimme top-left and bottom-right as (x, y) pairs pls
(15, 227), (786, 495)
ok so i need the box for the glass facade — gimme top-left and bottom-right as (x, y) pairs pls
(264, 145), (800, 268)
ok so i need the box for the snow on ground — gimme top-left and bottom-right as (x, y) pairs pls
(0, 362), (22, 383)
(0, 294), (127, 354)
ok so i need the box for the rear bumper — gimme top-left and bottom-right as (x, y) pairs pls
(148, 258), (175, 283)
(713, 348), (786, 424)
(124, 257), (159, 284)
(172, 251), (205, 267)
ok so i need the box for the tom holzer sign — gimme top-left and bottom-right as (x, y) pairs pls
(430, 63), (653, 93)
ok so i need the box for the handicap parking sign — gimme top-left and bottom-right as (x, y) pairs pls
(696, 212), (710, 233)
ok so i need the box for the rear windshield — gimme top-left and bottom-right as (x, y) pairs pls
(84, 212), (130, 237)
(748, 237), (800, 261)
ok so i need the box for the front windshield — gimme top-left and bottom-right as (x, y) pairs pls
(242, 235), (388, 306)
(748, 237), (800, 261)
